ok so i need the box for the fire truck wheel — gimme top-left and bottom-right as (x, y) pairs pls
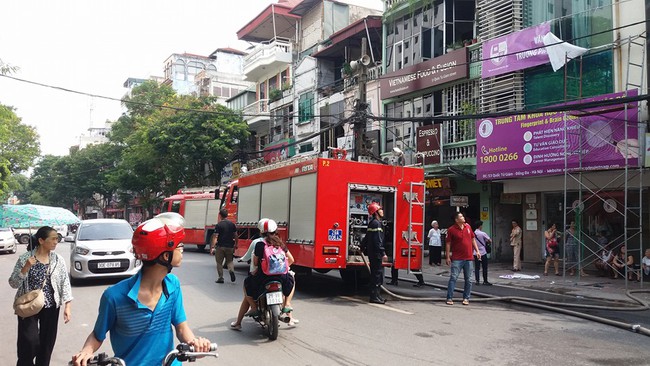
(197, 244), (207, 252)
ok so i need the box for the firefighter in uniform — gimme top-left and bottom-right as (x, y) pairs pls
(366, 202), (387, 304)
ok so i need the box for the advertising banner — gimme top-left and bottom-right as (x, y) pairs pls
(416, 124), (442, 165)
(476, 91), (639, 180)
(380, 48), (467, 99)
(482, 23), (551, 78)
(646, 133), (650, 168)
(263, 138), (296, 163)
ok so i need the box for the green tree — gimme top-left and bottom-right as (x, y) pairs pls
(111, 81), (248, 212)
(0, 105), (40, 196)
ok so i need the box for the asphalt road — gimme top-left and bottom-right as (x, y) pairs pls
(1, 243), (649, 366)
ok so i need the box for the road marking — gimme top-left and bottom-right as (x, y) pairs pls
(339, 296), (414, 315)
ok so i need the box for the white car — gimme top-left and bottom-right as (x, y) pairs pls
(67, 219), (141, 284)
(0, 227), (17, 254)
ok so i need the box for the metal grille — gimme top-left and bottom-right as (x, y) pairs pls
(478, 0), (523, 42)
(442, 79), (480, 144)
(478, 0), (524, 114)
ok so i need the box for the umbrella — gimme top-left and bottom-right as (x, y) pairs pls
(0, 204), (81, 228)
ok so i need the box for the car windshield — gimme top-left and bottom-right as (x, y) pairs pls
(77, 222), (133, 241)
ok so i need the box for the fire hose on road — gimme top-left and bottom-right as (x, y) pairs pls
(359, 255), (650, 337)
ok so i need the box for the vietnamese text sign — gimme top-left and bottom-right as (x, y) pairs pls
(380, 48), (467, 99)
(416, 124), (442, 165)
(476, 91), (639, 180)
(450, 195), (468, 207)
(482, 23), (550, 78)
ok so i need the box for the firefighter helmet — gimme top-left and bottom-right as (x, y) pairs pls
(368, 202), (382, 216)
(258, 218), (278, 234)
(132, 212), (185, 261)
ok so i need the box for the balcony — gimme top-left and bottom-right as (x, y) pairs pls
(343, 64), (383, 90)
(242, 99), (270, 128)
(243, 38), (292, 81)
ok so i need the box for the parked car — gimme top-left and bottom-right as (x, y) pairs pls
(67, 219), (141, 284)
(0, 227), (17, 254)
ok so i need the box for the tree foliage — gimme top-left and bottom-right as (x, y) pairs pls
(109, 81), (248, 212)
(0, 104), (40, 196)
(24, 80), (248, 215)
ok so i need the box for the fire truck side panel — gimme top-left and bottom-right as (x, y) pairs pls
(237, 184), (261, 224)
(260, 178), (290, 223)
(286, 173), (317, 268)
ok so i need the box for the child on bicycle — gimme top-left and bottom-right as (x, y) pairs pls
(71, 213), (212, 366)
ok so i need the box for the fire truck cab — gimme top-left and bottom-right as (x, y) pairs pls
(220, 156), (425, 283)
(161, 187), (222, 251)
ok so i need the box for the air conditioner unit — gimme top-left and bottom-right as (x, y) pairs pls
(380, 152), (399, 165)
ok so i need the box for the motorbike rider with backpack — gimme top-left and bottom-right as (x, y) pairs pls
(234, 219), (296, 328)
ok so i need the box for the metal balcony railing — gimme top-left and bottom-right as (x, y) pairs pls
(243, 38), (292, 70)
(243, 99), (269, 118)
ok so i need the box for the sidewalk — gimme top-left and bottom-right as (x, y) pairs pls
(408, 260), (650, 304)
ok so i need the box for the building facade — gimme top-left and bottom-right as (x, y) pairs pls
(382, 0), (648, 270)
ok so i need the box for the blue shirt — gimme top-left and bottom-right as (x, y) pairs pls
(93, 271), (187, 366)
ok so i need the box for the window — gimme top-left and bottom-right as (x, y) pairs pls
(298, 92), (314, 123)
(300, 143), (314, 153)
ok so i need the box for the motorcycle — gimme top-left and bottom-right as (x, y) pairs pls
(248, 280), (283, 340)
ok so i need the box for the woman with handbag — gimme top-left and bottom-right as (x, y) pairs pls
(8, 226), (73, 366)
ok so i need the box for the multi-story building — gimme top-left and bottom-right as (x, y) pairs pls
(236, 0), (381, 167)
(382, 0), (648, 270)
(236, 0), (301, 166)
(381, 0), (484, 235)
(163, 51), (251, 103)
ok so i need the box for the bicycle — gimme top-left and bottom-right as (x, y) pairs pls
(69, 342), (218, 366)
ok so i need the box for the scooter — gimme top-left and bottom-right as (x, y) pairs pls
(68, 342), (218, 366)
(248, 280), (283, 340)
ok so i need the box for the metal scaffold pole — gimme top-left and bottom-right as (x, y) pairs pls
(562, 34), (646, 290)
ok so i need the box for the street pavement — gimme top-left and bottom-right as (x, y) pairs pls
(405, 260), (650, 303)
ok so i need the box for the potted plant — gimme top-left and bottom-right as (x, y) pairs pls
(269, 89), (282, 103)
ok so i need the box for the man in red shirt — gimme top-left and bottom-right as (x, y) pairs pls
(445, 212), (481, 305)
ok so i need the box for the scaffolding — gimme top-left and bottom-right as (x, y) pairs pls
(561, 34), (646, 289)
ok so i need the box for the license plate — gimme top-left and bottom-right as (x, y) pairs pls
(98, 262), (121, 269)
(266, 291), (283, 305)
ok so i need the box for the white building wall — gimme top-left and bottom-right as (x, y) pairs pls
(300, 3), (323, 52)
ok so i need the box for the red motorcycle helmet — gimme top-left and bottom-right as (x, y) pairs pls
(132, 212), (185, 261)
(367, 202), (382, 216)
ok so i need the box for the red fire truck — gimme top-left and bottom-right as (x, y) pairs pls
(220, 156), (425, 282)
(161, 187), (222, 251)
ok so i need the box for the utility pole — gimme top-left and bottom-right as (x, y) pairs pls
(352, 38), (371, 161)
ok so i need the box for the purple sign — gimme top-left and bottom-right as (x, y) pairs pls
(476, 91), (640, 180)
(482, 23), (550, 78)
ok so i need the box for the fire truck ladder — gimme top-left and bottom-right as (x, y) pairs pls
(404, 182), (426, 275)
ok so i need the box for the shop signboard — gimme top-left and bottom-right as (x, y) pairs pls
(482, 22), (551, 78)
(476, 91), (639, 180)
(450, 195), (468, 207)
(380, 48), (467, 99)
(263, 138), (296, 163)
(416, 124), (442, 165)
